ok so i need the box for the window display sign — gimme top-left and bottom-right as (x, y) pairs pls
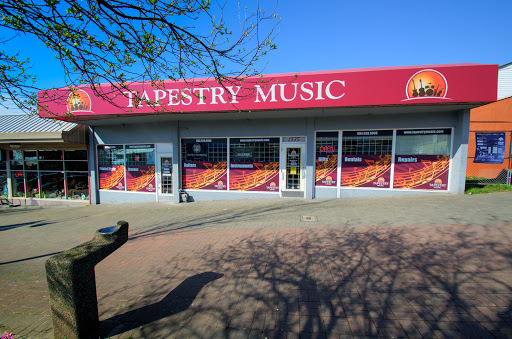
(341, 155), (392, 188)
(182, 138), (227, 190)
(230, 138), (280, 192)
(126, 144), (156, 192)
(393, 155), (450, 189)
(474, 132), (506, 164)
(340, 130), (392, 188)
(97, 145), (125, 190)
(315, 132), (338, 187)
(393, 129), (451, 190)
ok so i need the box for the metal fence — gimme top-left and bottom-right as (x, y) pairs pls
(466, 131), (512, 185)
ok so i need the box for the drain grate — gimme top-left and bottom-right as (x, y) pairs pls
(301, 215), (318, 222)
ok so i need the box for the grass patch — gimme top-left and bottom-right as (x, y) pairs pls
(465, 184), (512, 194)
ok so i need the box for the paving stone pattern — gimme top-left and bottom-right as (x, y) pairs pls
(1, 193), (512, 338)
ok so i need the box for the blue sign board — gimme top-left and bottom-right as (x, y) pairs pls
(474, 132), (506, 164)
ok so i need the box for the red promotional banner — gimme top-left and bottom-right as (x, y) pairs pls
(126, 165), (156, 192)
(315, 154), (338, 186)
(393, 155), (450, 190)
(340, 155), (391, 188)
(182, 161), (227, 190)
(99, 165), (125, 190)
(229, 162), (279, 192)
(39, 64), (498, 121)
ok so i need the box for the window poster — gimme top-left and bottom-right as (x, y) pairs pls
(340, 130), (392, 188)
(393, 155), (450, 190)
(229, 138), (280, 192)
(315, 132), (338, 187)
(97, 145), (125, 191)
(474, 132), (506, 164)
(181, 138), (228, 190)
(125, 144), (156, 192)
(393, 129), (451, 190)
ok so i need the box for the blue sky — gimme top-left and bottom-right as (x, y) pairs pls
(1, 0), (511, 114)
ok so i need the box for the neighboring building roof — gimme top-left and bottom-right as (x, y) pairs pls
(0, 114), (77, 134)
(500, 62), (512, 69)
(498, 62), (512, 100)
(0, 114), (87, 146)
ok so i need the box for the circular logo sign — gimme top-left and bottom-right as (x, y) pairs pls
(406, 70), (448, 100)
(67, 89), (92, 112)
(192, 144), (202, 153)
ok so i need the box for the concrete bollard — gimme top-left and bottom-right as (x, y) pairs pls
(45, 220), (129, 339)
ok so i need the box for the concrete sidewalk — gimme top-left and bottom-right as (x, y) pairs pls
(1, 193), (512, 338)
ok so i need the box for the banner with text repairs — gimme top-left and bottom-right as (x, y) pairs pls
(393, 155), (450, 190)
(340, 154), (392, 188)
(182, 161), (228, 190)
(474, 132), (506, 164)
(38, 64), (498, 121)
(126, 165), (156, 192)
(230, 162), (279, 192)
(98, 165), (125, 190)
(315, 154), (338, 186)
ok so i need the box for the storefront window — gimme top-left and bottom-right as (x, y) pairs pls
(40, 172), (65, 199)
(65, 150), (88, 160)
(125, 144), (156, 192)
(24, 150), (38, 171)
(181, 138), (228, 190)
(39, 161), (63, 171)
(65, 161), (88, 171)
(394, 129), (451, 190)
(39, 150), (63, 160)
(9, 150), (23, 171)
(65, 150), (88, 171)
(229, 138), (280, 192)
(97, 145), (125, 191)
(67, 172), (89, 200)
(3, 149), (89, 200)
(11, 171), (25, 197)
(26, 172), (39, 198)
(315, 132), (338, 187)
(0, 171), (7, 197)
(341, 130), (393, 188)
(0, 150), (6, 170)
(395, 129), (451, 155)
(0, 151), (6, 196)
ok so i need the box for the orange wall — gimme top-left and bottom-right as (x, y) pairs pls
(470, 97), (512, 131)
(467, 97), (512, 179)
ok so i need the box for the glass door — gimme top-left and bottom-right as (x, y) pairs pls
(156, 156), (173, 201)
(280, 143), (306, 197)
(286, 147), (302, 190)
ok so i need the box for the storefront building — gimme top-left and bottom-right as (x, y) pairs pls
(39, 64), (498, 204)
(0, 115), (89, 206)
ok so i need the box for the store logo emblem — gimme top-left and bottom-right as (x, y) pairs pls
(215, 180), (226, 189)
(373, 177), (388, 187)
(192, 144), (202, 153)
(404, 70), (449, 101)
(267, 181), (278, 191)
(430, 178), (446, 189)
(321, 176), (336, 186)
(67, 89), (92, 113)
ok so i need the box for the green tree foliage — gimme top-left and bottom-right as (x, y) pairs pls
(0, 0), (279, 114)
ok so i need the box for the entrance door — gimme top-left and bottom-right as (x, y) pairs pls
(280, 143), (306, 197)
(156, 155), (173, 201)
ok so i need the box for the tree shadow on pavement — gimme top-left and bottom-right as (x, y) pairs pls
(99, 271), (223, 338)
(0, 220), (55, 231)
(98, 222), (512, 338)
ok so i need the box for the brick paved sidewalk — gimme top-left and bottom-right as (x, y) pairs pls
(1, 194), (512, 338)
